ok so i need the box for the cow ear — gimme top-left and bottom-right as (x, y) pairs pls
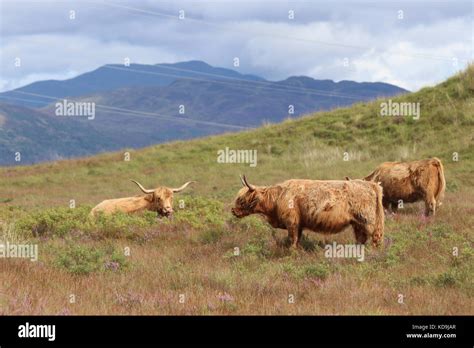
(144, 193), (154, 202)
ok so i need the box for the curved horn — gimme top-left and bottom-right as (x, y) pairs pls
(172, 181), (195, 193)
(131, 180), (154, 194)
(242, 175), (255, 192)
(239, 175), (246, 187)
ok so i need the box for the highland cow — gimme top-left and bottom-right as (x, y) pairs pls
(90, 180), (195, 217)
(362, 157), (446, 216)
(232, 175), (384, 248)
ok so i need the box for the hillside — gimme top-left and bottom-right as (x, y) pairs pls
(0, 61), (406, 165)
(44, 76), (406, 127)
(0, 103), (113, 165)
(0, 66), (472, 315)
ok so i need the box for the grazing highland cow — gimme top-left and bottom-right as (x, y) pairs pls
(362, 157), (446, 216)
(232, 175), (384, 248)
(90, 180), (195, 217)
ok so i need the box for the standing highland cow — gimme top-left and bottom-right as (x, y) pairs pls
(362, 157), (446, 216)
(232, 175), (384, 248)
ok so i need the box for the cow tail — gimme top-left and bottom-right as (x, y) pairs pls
(432, 157), (446, 206)
(372, 182), (384, 247)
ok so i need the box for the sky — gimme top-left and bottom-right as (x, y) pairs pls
(0, 0), (473, 92)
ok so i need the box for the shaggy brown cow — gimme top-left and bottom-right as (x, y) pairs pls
(232, 175), (384, 248)
(362, 157), (446, 216)
(90, 180), (195, 217)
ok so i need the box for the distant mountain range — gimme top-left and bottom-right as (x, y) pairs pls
(0, 60), (408, 165)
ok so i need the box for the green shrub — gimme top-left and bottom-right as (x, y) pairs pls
(15, 207), (88, 237)
(55, 245), (104, 275)
(199, 229), (225, 244)
(435, 270), (459, 287)
(173, 196), (225, 229)
(54, 243), (128, 275)
(281, 262), (331, 280)
(430, 223), (454, 239)
(13, 206), (157, 239)
(242, 233), (272, 259)
(92, 210), (156, 238)
(233, 215), (273, 234)
(300, 263), (330, 280)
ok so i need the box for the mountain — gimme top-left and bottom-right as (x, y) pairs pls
(0, 61), (265, 108)
(0, 61), (408, 165)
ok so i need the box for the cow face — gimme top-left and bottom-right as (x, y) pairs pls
(132, 180), (195, 218)
(147, 187), (175, 217)
(231, 175), (261, 218)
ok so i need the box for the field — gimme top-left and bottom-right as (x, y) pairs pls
(0, 66), (473, 315)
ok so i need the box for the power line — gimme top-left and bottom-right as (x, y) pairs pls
(97, 0), (470, 63)
(3, 91), (249, 130)
(102, 65), (365, 100)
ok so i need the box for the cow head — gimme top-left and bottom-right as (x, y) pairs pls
(231, 175), (263, 218)
(131, 180), (195, 217)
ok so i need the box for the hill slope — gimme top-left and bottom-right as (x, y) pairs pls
(0, 61), (407, 165)
(0, 66), (472, 315)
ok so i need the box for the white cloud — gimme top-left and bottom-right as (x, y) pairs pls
(0, 0), (472, 92)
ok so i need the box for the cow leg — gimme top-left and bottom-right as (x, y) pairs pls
(352, 224), (368, 245)
(286, 230), (294, 247)
(424, 193), (436, 216)
(370, 226), (383, 247)
(296, 227), (303, 247)
(288, 226), (301, 249)
(382, 197), (391, 211)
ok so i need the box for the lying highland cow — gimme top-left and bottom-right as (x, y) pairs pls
(354, 157), (446, 216)
(232, 175), (384, 248)
(90, 180), (195, 217)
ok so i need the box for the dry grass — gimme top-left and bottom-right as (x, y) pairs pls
(0, 66), (473, 315)
(0, 190), (472, 315)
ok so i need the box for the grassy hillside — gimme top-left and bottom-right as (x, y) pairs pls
(0, 61), (406, 165)
(0, 66), (472, 315)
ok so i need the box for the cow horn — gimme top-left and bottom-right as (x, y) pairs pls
(172, 181), (195, 193)
(239, 175), (246, 187)
(241, 175), (255, 191)
(131, 180), (154, 194)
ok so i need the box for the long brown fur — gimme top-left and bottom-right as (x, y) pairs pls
(363, 157), (446, 216)
(232, 177), (385, 248)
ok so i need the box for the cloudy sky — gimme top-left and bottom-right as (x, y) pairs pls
(0, 0), (472, 92)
